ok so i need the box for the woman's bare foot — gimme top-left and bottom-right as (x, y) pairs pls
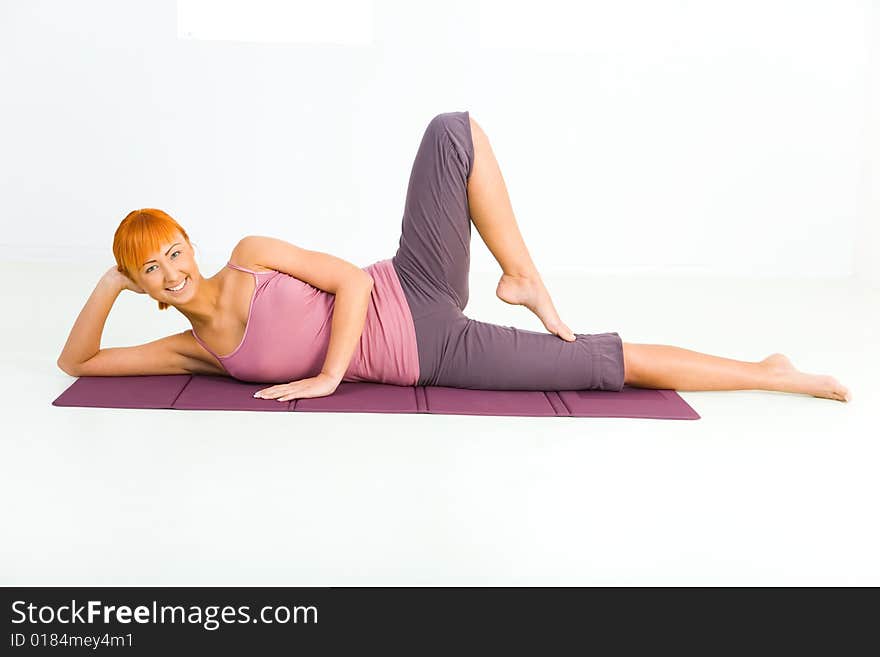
(496, 273), (576, 341)
(761, 353), (851, 402)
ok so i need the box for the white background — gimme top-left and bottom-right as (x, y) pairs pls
(1, 0), (877, 281)
(1, 1), (878, 587)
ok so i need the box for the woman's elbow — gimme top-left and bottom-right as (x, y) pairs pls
(57, 358), (79, 377)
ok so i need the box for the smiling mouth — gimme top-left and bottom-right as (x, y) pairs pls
(165, 277), (189, 293)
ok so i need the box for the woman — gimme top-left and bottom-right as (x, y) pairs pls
(57, 111), (850, 403)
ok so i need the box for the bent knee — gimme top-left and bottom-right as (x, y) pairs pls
(468, 115), (489, 144)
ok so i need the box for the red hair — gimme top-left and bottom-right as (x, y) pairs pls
(113, 209), (192, 311)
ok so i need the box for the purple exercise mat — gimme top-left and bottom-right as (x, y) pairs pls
(52, 375), (699, 419)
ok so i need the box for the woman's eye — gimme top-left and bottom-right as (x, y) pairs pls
(145, 250), (182, 273)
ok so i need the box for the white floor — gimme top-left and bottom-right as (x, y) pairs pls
(2, 260), (877, 586)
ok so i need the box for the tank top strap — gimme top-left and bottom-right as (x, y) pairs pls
(190, 327), (221, 360)
(191, 262), (275, 362)
(226, 261), (272, 275)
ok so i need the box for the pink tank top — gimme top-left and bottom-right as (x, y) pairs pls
(191, 258), (420, 385)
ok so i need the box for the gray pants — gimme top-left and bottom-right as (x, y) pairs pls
(391, 111), (625, 391)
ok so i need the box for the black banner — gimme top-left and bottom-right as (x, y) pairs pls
(1, 587), (875, 654)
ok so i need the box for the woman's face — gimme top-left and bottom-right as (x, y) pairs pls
(134, 234), (200, 303)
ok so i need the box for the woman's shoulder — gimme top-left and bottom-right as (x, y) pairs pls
(229, 237), (278, 274)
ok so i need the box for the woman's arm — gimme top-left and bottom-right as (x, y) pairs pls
(320, 276), (374, 382)
(57, 268), (132, 372)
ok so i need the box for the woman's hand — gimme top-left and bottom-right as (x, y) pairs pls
(103, 265), (145, 294)
(253, 372), (341, 402)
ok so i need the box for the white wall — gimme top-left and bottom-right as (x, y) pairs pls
(0, 0), (870, 278)
(856, 0), (880, 288)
